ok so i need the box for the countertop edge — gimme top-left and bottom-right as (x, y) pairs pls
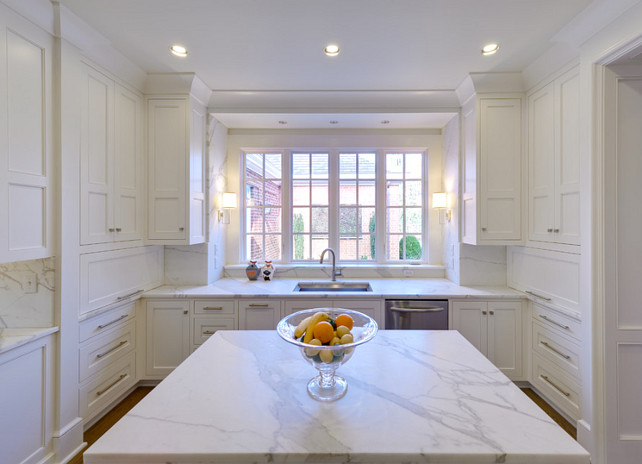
(0, 326), (59, 355)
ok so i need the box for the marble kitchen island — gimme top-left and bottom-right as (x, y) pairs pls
(84, 330), (589, 464)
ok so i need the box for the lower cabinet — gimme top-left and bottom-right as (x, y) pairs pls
(193, 299), (236, 346)
(145, 300), (190, 377)
(283, 299), (383, 327)
(451, 300), (524, 380)
(238, 300), (282, 330)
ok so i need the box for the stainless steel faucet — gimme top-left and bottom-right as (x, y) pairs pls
(320, 248), (342, 281)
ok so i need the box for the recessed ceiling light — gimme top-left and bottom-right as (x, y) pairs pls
(329, 120), (339, 124)
(481, 43), (499, 56)
(324, 44), (340, 56)
(170, 44), (188, 57)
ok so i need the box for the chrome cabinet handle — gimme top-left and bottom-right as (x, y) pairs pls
(539, 314), (570, 330)
(96, 374), (127, 396)
(115, 228), (122, 232)
(183, 310), (188, 315)
(541, 341), (571, 359)
(489, 310), (494, 315)
(525, 290), (552, 301)
(481, 227), (487, 231)
(97, 314), (127, 329)
(203, 306), (223, 310)
(96, 340), (127, 359)
(481, 310), (487, 315)
(541, 375), (571, 397)
(547, 228), (553, 233)
(389, 306), (445, 312)
(554, 228), (560, 233)
(179, 227), (184, 231)
(249, 303), (269, 307)
(117, 289), (144, 301)
(203, 330), (216, 335)
(108, 228), (115, 232)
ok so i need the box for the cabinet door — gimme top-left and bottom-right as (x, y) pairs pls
(80, 64), (114, 245)
(486, 301), (523, 379)
(450, 301), (488, 355)
(479, 98), (522, 241)
(148, 99), (187, 241)
(528, 82), (556, 242)
(146, 300), (190, 376)
(114, 84), (143, 242)
(333, 300), (383, 327)
(239, 300), (281, 330)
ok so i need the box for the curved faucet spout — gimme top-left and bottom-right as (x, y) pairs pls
(320, 248), (341, 281)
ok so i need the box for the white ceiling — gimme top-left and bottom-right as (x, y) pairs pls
(59, 0), (593, 128)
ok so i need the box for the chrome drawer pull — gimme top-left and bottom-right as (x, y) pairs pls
(541, 341), (571, 359)
(117, 289), (144, 301)
(203, 330), (216, 335)
(97, 314), (127, 329)
(389, 306), (445, 312)
(96, 374), (127, 396)
(96, 340), (128, 359)
(541, 375), (571, 397)
(203, 306), (223, 310)
(249, 303), (269, 307)
(539, 315), (570, 330)
(525, 290), (552, 301)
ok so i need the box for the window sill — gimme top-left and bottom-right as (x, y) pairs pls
(224, 263), (446, 280)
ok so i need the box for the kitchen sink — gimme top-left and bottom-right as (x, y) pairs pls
(293, 282), (372, 292)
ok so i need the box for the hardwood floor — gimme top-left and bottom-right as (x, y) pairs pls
(68, 386), (576, 462)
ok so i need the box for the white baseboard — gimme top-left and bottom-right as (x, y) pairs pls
(52, 417), (84, 464)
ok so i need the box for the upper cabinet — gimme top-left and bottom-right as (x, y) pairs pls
(462, 94), (524, 245)
(0, 11), (54, 263)
(80, 63), (144, 246)
(147, 95), (206, 244)
(528, 66), (580, 248)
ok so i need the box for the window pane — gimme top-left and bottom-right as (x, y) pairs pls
(265, 235), (282, 261)
(405, 153), (422, 179)
(387, 234), (402, 260)
(359, 235), (375, 260)
(387, 208), (403, 233)
(292, 180), (309, 206)
(246, 153), (263, 177)
(405, 181), (422, 206)
(265, 208), (281, 233)
(311, 208), (328, 233)
(247, 235), (263, 260)
(293, 234), (309, 260)
(406, 208), (422, 233)
(386, 181), (403, 206)
(246, 208), (263, 233)
(403, 235), (423, 260)
(293, 207), (309, 233)
(311, 236), (328, 259)
(340, 153), (356, 179)
(311, 153), (328, 178)
(359, 181), (376, 206)
(265, 154), (281, 178)
(311, 180), (328, 205)
(246, 181), (263, 206)
(386, 153), (403, 179)
(362, 208), (376, 233)
(339, 207), (357, 234)
(359, 153), (376, 179)
(265, 180), (281, 206)
(292, 153), (309, 179)
(340, 181), (356, 205)
(340, 238), (357, 260)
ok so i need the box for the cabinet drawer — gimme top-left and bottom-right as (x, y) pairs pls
(194, 300), (235, 315)
(193, 317), (235, 345)
(238, 300), (281, 330)
(532, 303), (581, 341)
(79, 351), (136, 422)
(531, 320), (580, 379)
(79, 319), (135, 382)
(531, 353), (581, 421)
(79, 302), (136, 342)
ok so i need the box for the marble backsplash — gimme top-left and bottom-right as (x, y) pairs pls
(0, 257), (55, 329)
(224, 264), (446, 280)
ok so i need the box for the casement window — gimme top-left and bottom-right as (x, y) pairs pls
(242, 149), (426, 263)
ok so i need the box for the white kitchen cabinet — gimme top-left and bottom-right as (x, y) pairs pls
(145, 300), (190, 377)
(528, 66), (580, 247)
(238, 300), (282, 330)
(462, 96), (523, 245)
(0, 333), (55, 464)
(451, 300), (524, 380)
(147, 96), (206, 244)
(192, 299), (236, 347)
(0, 11), (54, 264)
(80, 62), (144, 246)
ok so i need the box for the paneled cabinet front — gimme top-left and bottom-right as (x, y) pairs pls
(145, 300), (190, 377)
(238, 300), (282, 330)
(80, 63), (144, 246)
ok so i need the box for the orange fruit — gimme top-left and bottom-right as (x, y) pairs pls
(335, 314), (354, 330)
(313, 321), (334, 344)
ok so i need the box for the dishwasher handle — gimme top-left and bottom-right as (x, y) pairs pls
(388, 306), (445, 313)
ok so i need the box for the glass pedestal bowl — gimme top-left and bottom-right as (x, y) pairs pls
(277, 308), (378, 402)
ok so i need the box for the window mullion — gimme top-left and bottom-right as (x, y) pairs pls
(282, 150), (291, 264)
(376, 150), (386, 264)
(328, 149), (339, 253)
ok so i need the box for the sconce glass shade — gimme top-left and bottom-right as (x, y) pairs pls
(219, 192), (237, 224)
(432, 192), (448, 209)
(222, 192), (237, 209)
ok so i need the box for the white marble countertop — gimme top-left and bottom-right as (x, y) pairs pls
(0, 327), (58, 355)
(84, 330), (588, 464)
(143, 278), (525, 299)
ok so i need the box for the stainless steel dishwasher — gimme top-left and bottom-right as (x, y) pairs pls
(384, 299), (448, 329)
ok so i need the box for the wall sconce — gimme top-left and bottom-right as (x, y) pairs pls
(432, 192), (451, 224)
(218, 192), (237, 224)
